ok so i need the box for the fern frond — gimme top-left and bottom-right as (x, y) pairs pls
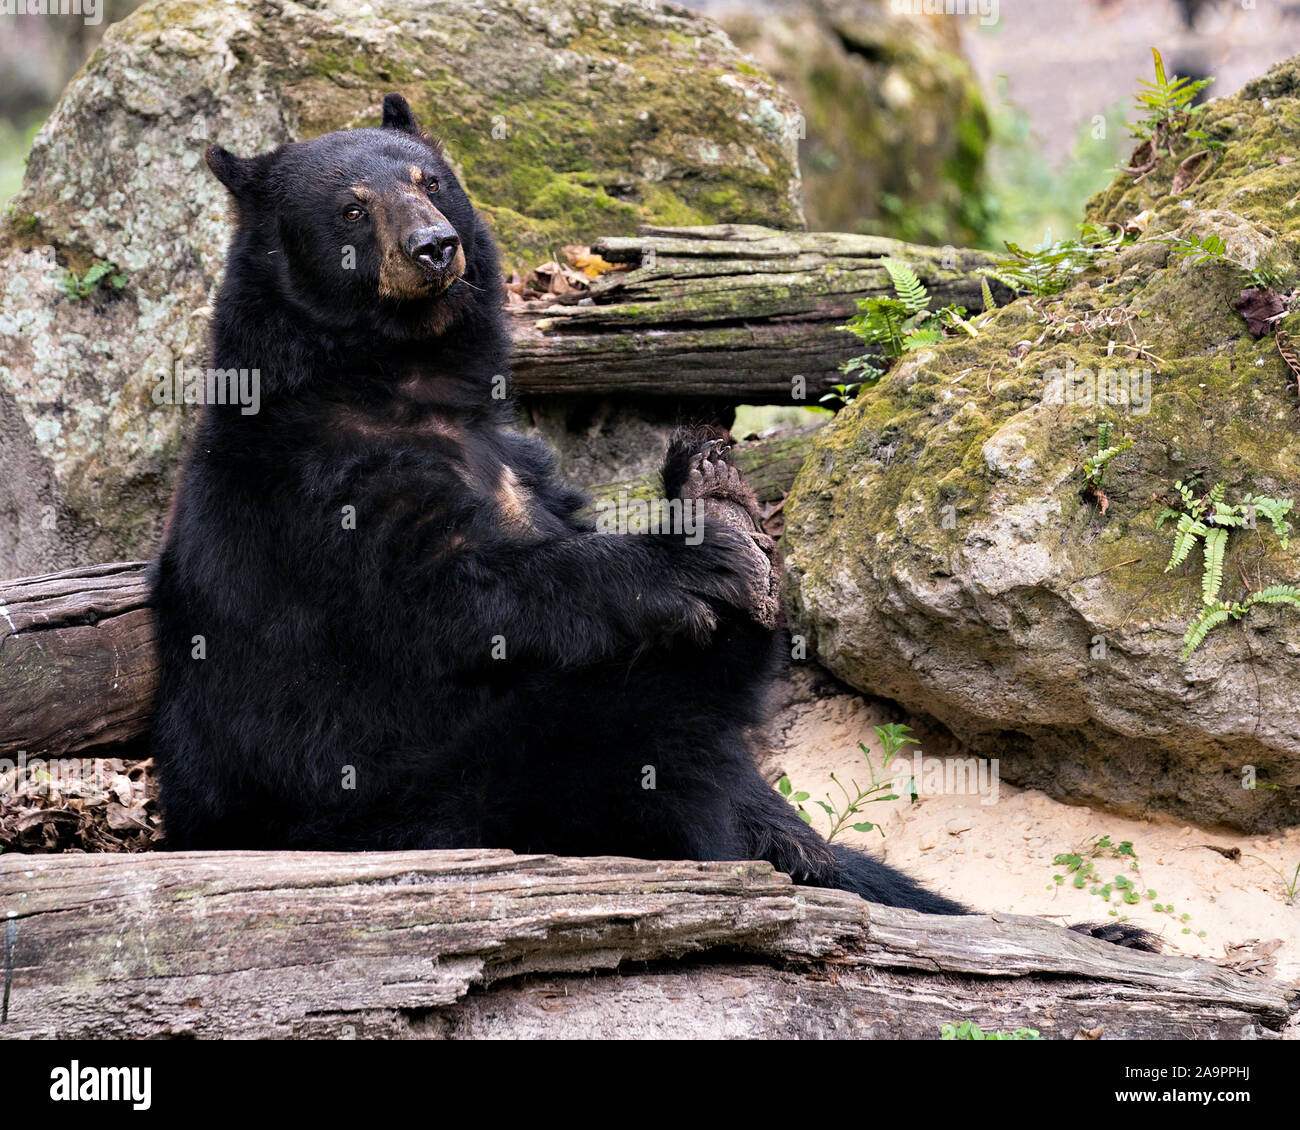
(1166, 513), (1208, 571)
(882, 259), (928, 314)
(1210, 507), (1245, 527)
(901, 328), (943, 351)
(1245, 495), (1294, 548)
(1182, 602), (1233, 657)
(1243, 584), (1300, 609)
(1201, 526), (1228, 603)
(981, 276), (995, 314)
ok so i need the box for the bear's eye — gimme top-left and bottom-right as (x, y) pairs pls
(343, 205), (366, 221)
(425, 178), (439, 196)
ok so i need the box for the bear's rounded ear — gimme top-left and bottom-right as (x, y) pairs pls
(205, 145), (258, 197)
(381, 92), (421, 136)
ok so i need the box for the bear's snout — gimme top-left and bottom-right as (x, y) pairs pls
(406, 225), (461, 273)
(376, 202), (468, 300)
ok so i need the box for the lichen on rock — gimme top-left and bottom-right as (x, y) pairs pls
(783, 54), (1300, 831)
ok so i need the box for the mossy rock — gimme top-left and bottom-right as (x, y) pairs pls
(0, 0), (802, 575)
(783, 55), (1300, 832)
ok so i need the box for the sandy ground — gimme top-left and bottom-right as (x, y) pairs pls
(762, 668), (1300, 984)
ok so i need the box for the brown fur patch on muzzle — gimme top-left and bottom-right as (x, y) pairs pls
(373, 190), (465, 301)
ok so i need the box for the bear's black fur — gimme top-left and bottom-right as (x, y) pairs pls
(151, 96), (1155, 943)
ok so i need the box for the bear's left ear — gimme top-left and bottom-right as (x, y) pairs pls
(381, 93), (421, 136)
(205, 145), (262, 198)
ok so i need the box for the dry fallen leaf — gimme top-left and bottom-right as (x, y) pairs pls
(1125, 209), (1153, 234)
(1124, 139), (1158, 177)
(562, 245), (622, 278)
(1172, 150), (1212, 195)
(1234, 287), (1285, 338)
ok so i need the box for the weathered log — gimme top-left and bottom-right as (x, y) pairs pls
(0, 850), (1292, 1039)
(507, 225), (1007, 400)
(0, 562), (155, 760)
(0, 433), (815, 760)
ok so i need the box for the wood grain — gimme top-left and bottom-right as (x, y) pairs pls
(0, 562), (155, 759)
(1, 850), (1292, 1039)
(508, 225), (1006, 400)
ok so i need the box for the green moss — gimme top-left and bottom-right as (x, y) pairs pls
(637, 184), (711, 227)
(0, 205), (44, 253)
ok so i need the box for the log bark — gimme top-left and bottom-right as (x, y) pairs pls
(507, 225), (1007, 400)
(0, 562), (155, 760)
(1, 850), (1292, 1039)
(0, 434), (815, 760)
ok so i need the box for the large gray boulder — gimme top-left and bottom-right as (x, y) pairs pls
(783, 56), (1300, 831)
(0, 0), (802, 576)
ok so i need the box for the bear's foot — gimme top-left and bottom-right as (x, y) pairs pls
(663, 426), (780, 629)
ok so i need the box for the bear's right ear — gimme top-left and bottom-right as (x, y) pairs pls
(381, 92), (421, 136)
(205, 145), (259, 198)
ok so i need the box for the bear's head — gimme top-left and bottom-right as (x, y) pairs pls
(205, 94), (497, 341)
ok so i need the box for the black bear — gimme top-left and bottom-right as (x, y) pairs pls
(150, 95), (1147, 944)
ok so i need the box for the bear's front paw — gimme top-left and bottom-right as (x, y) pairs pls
(677, 526), (780, 630)
(674, 434), (767, 533)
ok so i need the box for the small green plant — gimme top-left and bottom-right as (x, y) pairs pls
(58, 259), (127, 300)
(818, 380), (864, 407)
(779, 723), (919, 841)
(982, 224), (1123, 299)
(776, 775), (810, 812)
(1081, 421), (1133, 510)
(1051, 834), (1205, 936)
(1127, 47), (1214, 156)
(1152, 232), (1281, 291)
(1249, 857), (1300, 904)
(834, 259), (968, 394)
(1157, 480), (1300, 656)
(941, 1021), (1042, 1041)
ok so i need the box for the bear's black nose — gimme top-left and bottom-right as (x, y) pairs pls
(406, 227), (461, 271)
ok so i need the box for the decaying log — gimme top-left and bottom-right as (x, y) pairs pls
(0, 433), (815, 760)
(0, 562), (155, 760)
(508, 225), (1007, 401)
(1, 850), (1292, 1039)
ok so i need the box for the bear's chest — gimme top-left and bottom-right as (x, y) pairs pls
(315, 399), (545, 540)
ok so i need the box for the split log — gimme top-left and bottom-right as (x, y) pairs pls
(507, 225), (1008, 401)
(0, 850), (1292, 1039)
(0, 433), (815, 760)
